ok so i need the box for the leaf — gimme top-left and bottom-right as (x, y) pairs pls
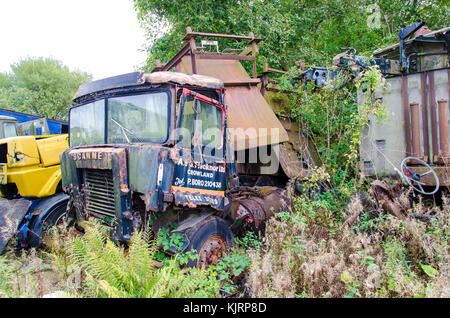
(420, 264), (438, 278)
(340, 270), (352, 284)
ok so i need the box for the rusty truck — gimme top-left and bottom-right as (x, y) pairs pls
(59, 29), (320, 266)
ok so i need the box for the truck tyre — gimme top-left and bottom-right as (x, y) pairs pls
(27, 193), (69, 249)
(185, 216), (234, 268)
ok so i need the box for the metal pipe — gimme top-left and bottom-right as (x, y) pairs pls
(438, 99), (449, 159)
(410, 102), (421, 157)
(428, 71), (439, 162)
(402, 75), (412, 156)
(420, 72), (430, 161)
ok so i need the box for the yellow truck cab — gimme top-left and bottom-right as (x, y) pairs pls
(0, 134), (68, 198)
(0, 132), (69, 253)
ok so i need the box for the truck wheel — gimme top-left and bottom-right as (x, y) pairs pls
(27, 194), (69, 249)
(185, 216), (234, 268)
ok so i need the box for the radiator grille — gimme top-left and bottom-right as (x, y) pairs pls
(84, 169), (116, 217)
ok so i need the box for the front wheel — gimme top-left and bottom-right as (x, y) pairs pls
(184, 216), (234, 268)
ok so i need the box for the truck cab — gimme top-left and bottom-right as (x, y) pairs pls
(61, 72), (236, 264)
(0, 115), (69, 253)
(61, 71), (290, 266)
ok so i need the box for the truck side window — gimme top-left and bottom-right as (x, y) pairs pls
(177, 89), (224, 159)
(178, 95), (195, 149)
(196, 100), (223, 158)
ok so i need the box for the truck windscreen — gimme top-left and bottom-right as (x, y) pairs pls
(107, 92), (169, 144)
(70, 100), (105, 147)
(69, 91), (169, 147)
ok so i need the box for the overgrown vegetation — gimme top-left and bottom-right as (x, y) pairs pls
(0, 1), (449, 299)
(247, 193), (449, 298)
(133, 0), (449, 71)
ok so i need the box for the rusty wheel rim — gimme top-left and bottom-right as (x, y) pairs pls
(197, 234), (227, 268)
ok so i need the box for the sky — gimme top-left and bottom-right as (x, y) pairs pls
(0, 0), (148, 80)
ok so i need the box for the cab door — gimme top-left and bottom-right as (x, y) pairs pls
(171, 88), (226, 210)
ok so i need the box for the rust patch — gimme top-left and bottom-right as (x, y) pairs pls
(226, 186), (291, 231)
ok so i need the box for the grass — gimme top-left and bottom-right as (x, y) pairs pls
(0, 183), (448, 298)
(246, 188), (449, 298)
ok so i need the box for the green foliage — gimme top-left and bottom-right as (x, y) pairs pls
(0, 57), (92, 120)
(420, 264), (438, 278)
(134, 0), (448, 71)
(157, 227), (185, 253)
(276, 65), (389, 206)
(66, 222), (218, 298)
(0, 257), (16, 297)
(234, 231), (262, 250)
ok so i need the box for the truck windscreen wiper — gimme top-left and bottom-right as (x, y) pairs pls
(110, 117), (143, 143)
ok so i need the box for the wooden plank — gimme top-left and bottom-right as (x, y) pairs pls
(196, 53), (255, 61)
(183, 31), (262, 43)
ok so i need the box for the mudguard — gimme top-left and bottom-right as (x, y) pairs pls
(26, 193), (69, 248)
(0, 198), (32, 253)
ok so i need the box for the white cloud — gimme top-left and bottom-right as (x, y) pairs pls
(0, 0), (148, 80)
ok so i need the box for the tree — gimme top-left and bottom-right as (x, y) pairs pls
(0, 57), (92, 121)
(133, 0), (449, 71)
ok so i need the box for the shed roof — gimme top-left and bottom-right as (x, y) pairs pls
(373, 26), (450, 57)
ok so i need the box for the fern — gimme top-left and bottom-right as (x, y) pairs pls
(65, 221), (218, 298)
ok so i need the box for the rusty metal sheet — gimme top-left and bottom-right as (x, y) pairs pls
(280, 119), (323, 166)
(0, 198), (31, 253)
(178, 56), (250, 84)
(178, 56), (289, 151)
(225, 86), (289, 150)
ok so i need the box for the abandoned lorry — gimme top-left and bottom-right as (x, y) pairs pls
(58, 30), (321, 266)
(60, 71), (293, 266)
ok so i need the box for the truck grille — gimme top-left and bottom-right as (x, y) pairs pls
(84, 169), (116, 217)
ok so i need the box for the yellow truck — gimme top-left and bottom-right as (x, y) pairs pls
(0, 125), (69, 253)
